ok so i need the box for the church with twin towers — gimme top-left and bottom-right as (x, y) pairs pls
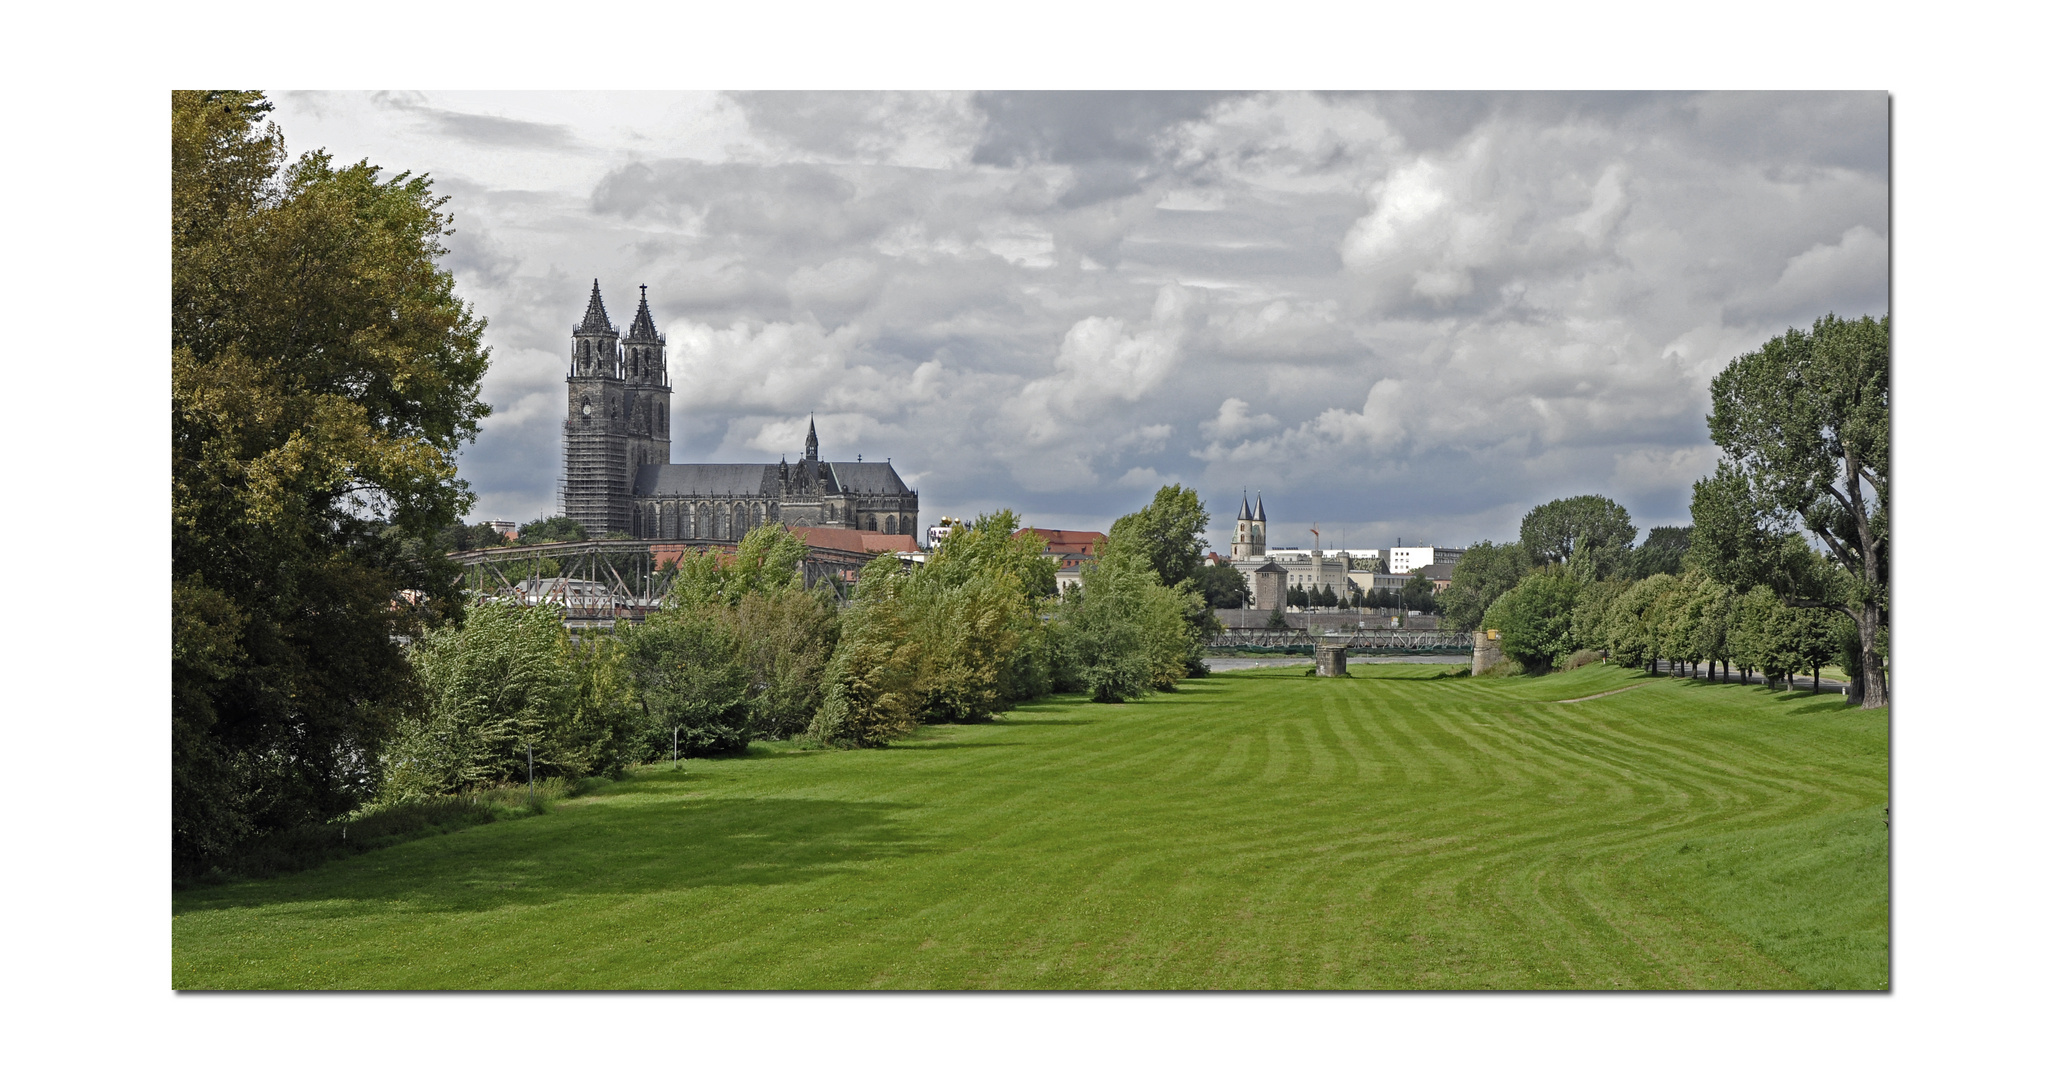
(560, 281), (919, 541)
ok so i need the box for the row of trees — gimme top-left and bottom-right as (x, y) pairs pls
(1482, 561), (1863, 690)
(381, 492), (1214, 803)
(1453, 314), (1887, 706)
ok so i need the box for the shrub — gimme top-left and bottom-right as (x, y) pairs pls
(386, 601), (590, 799)
(1561, 648), (1605, 671)
(1481, 568), (1587, 670)
(621, 602), (752, 757)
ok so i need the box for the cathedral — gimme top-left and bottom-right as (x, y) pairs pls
(560, 282), (919, 541)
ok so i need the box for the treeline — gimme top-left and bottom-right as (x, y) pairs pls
(381, 495), (1213, 803)
(1443, 313), (1887, 703)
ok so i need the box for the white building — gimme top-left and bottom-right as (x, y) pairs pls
(1387, 545), (1466, 575)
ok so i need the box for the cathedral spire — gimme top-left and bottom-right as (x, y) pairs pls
(1240, 489), (1252, 521)
(626, 284), (660, 342)
(577, 279), (613, 335)
(805, 415), (819, 461)
(1254, 491), (1267, 523)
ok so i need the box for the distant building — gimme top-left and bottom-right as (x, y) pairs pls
(1220, 493), (1349, 606)
(1019, 527), (1106, 592)
(1252, 561), (1287, 612)
(926, 517), (966, 550)
(558, 281), (918, 540)
(482, 519), (520, 541)
(1387, 545), (1466, 576)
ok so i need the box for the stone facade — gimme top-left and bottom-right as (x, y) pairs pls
(560, 282), (917, 540)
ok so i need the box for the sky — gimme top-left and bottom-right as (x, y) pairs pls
(270, 91), (1887, 554)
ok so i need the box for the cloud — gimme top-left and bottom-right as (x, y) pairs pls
(371, 91), (579, 149)
(259, 91), (1886, 549)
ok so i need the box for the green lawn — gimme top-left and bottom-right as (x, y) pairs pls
(172, 663), (1888, 990)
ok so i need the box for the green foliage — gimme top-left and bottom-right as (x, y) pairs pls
(926, 509), (1059, 601)
(668, 523), (809, 607)
(622, 602), (752, 757)
(1193, 562), (1251, 609)
(1286, 584), (1308, 609)
(811, 557), (924, 747)
(1053, 548), (1201, 702)
(1400, 570), (1437, 613)
(385, 602), (634, 798)
(1627, 525), (1693, 579)
(1603, 573), (1675, 671)
(171, 91), (491, 875)
(440, 522), (514, 552)
(1105, 485), (1210, 590)
(1481, 568), (1588, 670)
(1439, 541), (1535, 631)
(1519, 495), (1636, 570)
(517, 516), (588, 545)
(733, 589), (842, 739)
(1702, 313), (1888, 705)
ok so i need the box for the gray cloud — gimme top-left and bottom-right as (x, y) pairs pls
(370, 91), (581, 149)
(267, 91), (1887, 549)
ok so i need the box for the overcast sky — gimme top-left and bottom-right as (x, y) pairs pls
(272, 91), (1886, 553)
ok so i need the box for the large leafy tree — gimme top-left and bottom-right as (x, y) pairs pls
(1105, 485), (1209, 590)
(1438, 541), (1535, 631)
(172, 91), (490, 874)
(1519, 495), (1636, 571)
(1698, 313), (1888, 707)
(1626, 525), (1693, 579)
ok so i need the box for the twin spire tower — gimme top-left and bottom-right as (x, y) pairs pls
(562, 281), (670, 534)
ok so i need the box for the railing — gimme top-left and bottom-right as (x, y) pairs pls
(447, 537), (883, 619)
(1207, 627), (1474, 653)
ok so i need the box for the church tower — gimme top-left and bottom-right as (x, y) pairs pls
(621, 285), (671, 487)
(1232, 490), (1268, 559)
(562, 281), (631, 535)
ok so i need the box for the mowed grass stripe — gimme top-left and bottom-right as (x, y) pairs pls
(174, 664), (1886, 990)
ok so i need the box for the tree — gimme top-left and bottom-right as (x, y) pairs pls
(1193, 562), (1251, 609)
(1317, 584), (1339, 609)
(1287, 584), (1309, 610)
(1519, 495), (1636, 571)
(1400, 571), (1437, 614)
(1105, 485), (1209, 590)
(810, 557), (924, 747)
(622, 602), (753, 756)
(1481, 569), (1587, 670)
(1603, 574), (1674, 673)
(1626, 526), (1693, 579)
(385, 601), (638, 798)
(1106, 485), (1216, 663)
(518, 515), (588, 545)
(1439, 541), (1536, 631)
(1699, 313), (1888, 706)
(172, 91), (490, 876)
(1051, 548), (1200, 702)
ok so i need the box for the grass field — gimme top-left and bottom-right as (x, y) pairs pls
(172, 663), (1888, 990)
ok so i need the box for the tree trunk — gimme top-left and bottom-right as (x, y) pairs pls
(1858, 601), (1887, 709)
(1813, 664), (1820, 694)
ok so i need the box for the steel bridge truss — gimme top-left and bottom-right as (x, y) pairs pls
(1208, 626), (1474, 653)
(447, 538), (880, 625)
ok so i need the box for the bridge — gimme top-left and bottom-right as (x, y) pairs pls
(1207, 626), (1473, 654)
(446, 538), (886, 626)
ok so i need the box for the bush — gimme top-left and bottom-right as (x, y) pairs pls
(1476, 658), (1526, 678)
(1482, 569), (1587, 670)
(1561, 648), (1605, 671)
(1051, 548), (1200, 702)
(386, 601), (637, 799)
(621, 601), (753, 757)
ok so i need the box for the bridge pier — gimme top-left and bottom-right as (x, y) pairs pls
(1472, 630), (1504, 676)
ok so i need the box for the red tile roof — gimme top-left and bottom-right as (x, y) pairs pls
(1017, 527), (1106, 556)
